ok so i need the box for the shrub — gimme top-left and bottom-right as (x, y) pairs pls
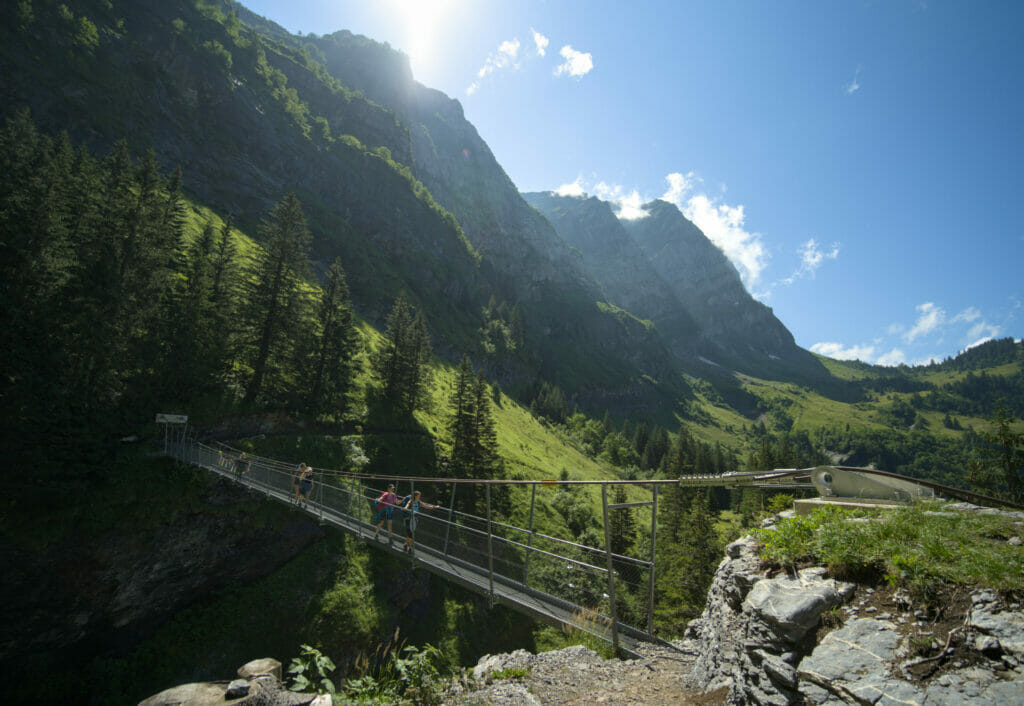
(287, 644), (336, 696)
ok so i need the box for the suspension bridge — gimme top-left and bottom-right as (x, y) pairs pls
(161, 423), (1018, 657)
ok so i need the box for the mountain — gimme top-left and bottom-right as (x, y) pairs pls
(525, 192), (829, 385)
(521, 192), (701, 359)
(0, 0), (698, 418)
(623, 199), (828, 382)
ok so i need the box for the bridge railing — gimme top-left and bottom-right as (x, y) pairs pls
(165, 433), (659, 651)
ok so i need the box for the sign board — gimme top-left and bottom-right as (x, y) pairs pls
(156, 413), (188, 424)
(541, 479), (559, 487)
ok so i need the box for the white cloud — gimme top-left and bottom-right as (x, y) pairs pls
(846, 65), (862, 94)
(904, 302), (945, 342)
(662, 171), (697, 207)
(659, 173), (770, 292)
(810, 342), (876, 361)
(810, 341), (910, 367)
(468, 37), (521, 92)
(876, 348), (907, 366)
(967, 320), (1000, 341)
(683, 195), (768, 291)
(554, 176), (586, 198)
(531, 28), (549, 57)
(555, 45), (593, 78)
(953, 307), (981, 323)
(781, 238), (840, 285)
(593, 181), (649, 220)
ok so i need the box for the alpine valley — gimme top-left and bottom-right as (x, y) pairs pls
(1, 2), (1021, 704)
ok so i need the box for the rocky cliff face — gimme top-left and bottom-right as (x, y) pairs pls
(0, 471), (322, 672)
(522, 192), (701, 357)
(623, 200), (829, 383)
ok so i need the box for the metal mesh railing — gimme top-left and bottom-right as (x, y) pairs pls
(163, 429), (659, 650)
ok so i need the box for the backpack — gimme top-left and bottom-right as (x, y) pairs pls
(375, 492), (388, 512)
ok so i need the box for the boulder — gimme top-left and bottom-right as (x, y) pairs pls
(238, 658), (283, 681)
(742, 573), (844, 643)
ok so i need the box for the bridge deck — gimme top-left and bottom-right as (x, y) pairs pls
(194, 455), (649, 657)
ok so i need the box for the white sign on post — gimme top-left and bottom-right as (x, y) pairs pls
(155, 413), (188, 424)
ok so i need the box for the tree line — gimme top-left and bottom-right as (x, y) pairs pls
(0, 112), (432, 475)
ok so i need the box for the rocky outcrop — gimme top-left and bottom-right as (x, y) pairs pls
(139, 658), (328, 706)
(451, 643), (701, 705)
(681, 513), (1024, 705)
(681, 534), (853, 704)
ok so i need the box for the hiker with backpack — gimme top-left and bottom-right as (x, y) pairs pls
(372, 483), (398, 543)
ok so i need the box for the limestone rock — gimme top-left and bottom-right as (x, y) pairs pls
(971, 596), (1024, 657)
(742, 573), (843, 643)
(239, 658), (283, 681)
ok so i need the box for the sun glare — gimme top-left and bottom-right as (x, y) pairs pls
(385, 0), (457, 80)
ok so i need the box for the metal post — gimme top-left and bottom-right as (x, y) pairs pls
(318, 472), (325, 525)
(601, 483), (621, 656)
(443, 483), (456, 557)
(409, 481), (416, 559)
(523, 484), (537, 586)
(486, 483), (495, 605)
(648, 484), (658, 637)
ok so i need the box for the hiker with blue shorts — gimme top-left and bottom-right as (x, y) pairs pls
(372, 483), (398, 543)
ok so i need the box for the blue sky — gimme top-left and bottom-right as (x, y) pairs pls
(242, 0), (1023, 367)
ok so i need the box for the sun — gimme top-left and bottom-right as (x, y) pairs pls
(385, 0), (457, 79)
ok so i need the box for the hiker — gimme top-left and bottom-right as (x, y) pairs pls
(401, 490), (439, 553)
(372, 483), (398, 543)
(298, 465), (314, 507)
(232, 452), (250, 477)
(292, 462), (307, 504)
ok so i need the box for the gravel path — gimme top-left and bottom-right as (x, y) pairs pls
(445, 641), (725, 705)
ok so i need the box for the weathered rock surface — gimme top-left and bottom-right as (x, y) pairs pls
(679, 509), (1024, 705)
(682, 531), (855, 705)
(138, 659), (323, 706)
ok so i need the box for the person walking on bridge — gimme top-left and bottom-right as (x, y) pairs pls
(292, 462), (307, 504)
(401, 490), (439, 553)
(298, 465), (314, 508)
(373, 483), (398, 543)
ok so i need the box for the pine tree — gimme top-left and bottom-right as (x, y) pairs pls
(678, 491), (721, 608)
(241, 193), (312, 406)
(376, 295), (432, 415)
(305, 257), (357, 418)
(448, 355), (478, 478)
(632, 421), (649, 458)
(472, 371), (501, 480)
